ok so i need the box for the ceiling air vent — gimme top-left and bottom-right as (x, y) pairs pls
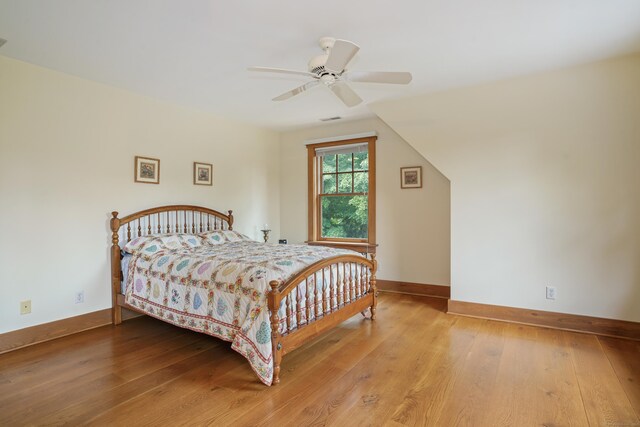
(320, 116), (342, 122)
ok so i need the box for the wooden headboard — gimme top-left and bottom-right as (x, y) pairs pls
(110, 205), (233, 245)
(109, 205), (234, 323)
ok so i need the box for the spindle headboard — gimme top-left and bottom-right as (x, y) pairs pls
(109, 205), (234, 323)
(110, 205), (233, 245)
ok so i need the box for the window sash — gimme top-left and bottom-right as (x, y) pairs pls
(320, 151), (369, 195)
(316, 153), (369, 241)
(318, 193), (369, 241)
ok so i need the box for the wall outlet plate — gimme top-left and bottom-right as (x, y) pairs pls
(546, 286), (557, 300)
(20, 300), (31, 315)
(75, 291), (84, 304)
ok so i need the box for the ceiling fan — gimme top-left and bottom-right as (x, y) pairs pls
(248, 36), (412, 108)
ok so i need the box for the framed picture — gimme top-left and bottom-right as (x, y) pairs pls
(134, 156), (160, 184)
(194, 162), (213, 186)
(400, 166), (422, 189)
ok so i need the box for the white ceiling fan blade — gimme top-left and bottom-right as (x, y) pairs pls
(324, 39), (360, 73)
(248, 66), (317, 79)
(344, 71), (413, 84)
(329, 82), (363, 107)
(273, 81), (320, 101)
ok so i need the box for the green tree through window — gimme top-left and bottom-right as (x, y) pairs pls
(320, 152), (369, 239)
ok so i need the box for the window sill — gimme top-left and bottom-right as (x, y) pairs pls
(306, 240), (378, 254)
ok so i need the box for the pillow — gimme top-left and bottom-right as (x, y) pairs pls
(200, 230), (254, 245)
(123, 233), (203, 254)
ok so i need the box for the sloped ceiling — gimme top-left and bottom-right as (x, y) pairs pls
(1, 0), (639, 130)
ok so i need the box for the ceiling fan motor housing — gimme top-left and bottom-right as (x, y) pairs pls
(308, 53), (329, 75)
(308, 37), (339, 76)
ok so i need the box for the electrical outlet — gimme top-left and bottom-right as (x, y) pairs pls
(546, 286), (557, 300)
(75, 291), (84, 304)
(20, 300), (31, 315)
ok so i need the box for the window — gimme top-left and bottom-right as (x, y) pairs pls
(307, 136), (376, 252)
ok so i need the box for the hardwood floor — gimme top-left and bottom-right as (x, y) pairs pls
(0, 294), (638, 426)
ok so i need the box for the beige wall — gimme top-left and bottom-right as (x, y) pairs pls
(6, 48), (635, 335)
(372, 54), (640, 321)
(279, 117), (451, 286)
(0, 56), (281, 333)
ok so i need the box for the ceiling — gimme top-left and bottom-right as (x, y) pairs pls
(1, 1), (639, 130)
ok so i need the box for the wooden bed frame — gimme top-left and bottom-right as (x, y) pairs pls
(110, 205), (377, 384)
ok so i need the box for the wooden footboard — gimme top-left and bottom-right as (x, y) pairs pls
(267, 253), (377, 384)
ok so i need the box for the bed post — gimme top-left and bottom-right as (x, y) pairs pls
(110, 212), (122, 325)
(268, 280), (282, 385)
(227, 210), (234, 230)
(370, 253), (378, 320)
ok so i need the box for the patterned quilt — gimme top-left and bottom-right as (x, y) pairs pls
(124, 236), (362, 385)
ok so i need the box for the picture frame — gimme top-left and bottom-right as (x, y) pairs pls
(193, 162), (213, 186)
(134, 156), (160, 184)
(400, 166), (422, 189)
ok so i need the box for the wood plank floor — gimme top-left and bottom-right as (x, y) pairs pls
(0, 293), (638, 426)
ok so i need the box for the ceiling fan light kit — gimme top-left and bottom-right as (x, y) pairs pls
(248, 36), (412, 108)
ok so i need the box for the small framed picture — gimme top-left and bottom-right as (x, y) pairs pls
(400, 166), (422, 189)
(134, 156), (160, 184)
(194, 162), (213, 186)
